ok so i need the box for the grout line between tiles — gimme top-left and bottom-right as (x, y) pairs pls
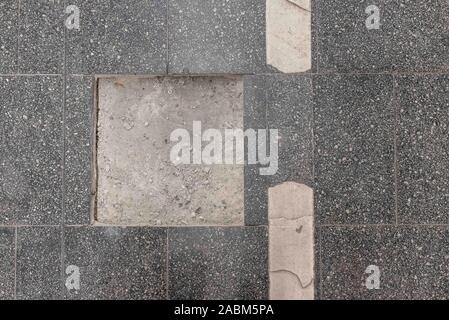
(166, 0), (169, 74)
(318, 225), (323, 300)
(0, 224), (269, 228)
(319, 223), (449, 228)
(14, 227), (17, 300)
(0, 224), (69, 228)
(2, 71), (446, 78)
(0, 74), (63, 77)
(267, 224), (271, 300)
(392, 75), (399, 225)
(60, 0), (68, 299)
(310, 74), (319, 300)
(14, 0), (20, 299)
(314, 0), (319, 74)
(16, 0), (21, 74)
(166, 228), (170, 300)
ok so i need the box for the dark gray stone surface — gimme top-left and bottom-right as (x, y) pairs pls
(314, 226), (322, 300)
(314, 74), (395, 225)
(18, 0), (64, 74)
(320, 226), (396, 300)
(0, 0), (18, 73)
(16, 227), (61, 300)
(168, 227), (268, 299)
(66, 0), (167, 74)
(320, 226), (449, 300)
(244, 165), (268, 226)
(1, 76), (63, 225)
(0, 77), (17, 225)
(64, 227), (167, 300)
(266, 75), (313, 187)
(317, 0), (449, 72)
(243, 76), (268, 226)
(243, 75), (313, 226)
(397, 75), (449, 224)
(64, 76), (93, 225)
(168, 0), (265, 74)
(0, 228), (15, 300)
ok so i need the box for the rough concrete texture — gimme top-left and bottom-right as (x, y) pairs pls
(266, 0), (311, 73)
(269, 182), (314, 300)
(96, 76), (244, 226)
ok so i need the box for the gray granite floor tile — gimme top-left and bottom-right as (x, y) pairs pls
(244, 76), (267, 133)
(2, 76), (63, 225)
(320, 226), (396, 300)
(266, 75), (313, 186)
(168, 227), (268, 299)
(64, 227), (167, 300)
(314, 74), (395, 225)
(168, 0), (265, 74)
(314, 226), (322, 300)
(320, 226), (449, 300)
(389, 0), (449, 72)
(243, 75), (313, 226)
(0, 0), (18, 73)
(66, 0), (167, 74)
(317, 0), (449, 72)
(16, 226), (61, 300)
(244, 76), (268, 226)
(18, 0), (64, 74)
(0, 228), (15, 300)
(64, 76), (93, 225)
(244, 165), (268, 226)
(396, 75), (449, 224)
(391, 227), (449, 300)
(0, 77), (17, 225)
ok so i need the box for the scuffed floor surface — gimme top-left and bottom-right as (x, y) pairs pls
(1, 0), (449, 300)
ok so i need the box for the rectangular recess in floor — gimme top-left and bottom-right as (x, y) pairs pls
(94, 76), (244, 226)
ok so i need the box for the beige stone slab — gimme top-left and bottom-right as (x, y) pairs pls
(268, 182), (314, 300)
(268, 182), (313, 224)
(266, 0), (311, 73)
(95, 76), (244, 226)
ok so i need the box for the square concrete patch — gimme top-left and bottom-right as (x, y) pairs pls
(95, 76), (244, 226)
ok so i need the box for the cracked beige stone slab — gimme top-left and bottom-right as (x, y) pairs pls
(288, 0), (311, 11)
(269, 182), (314, 300)
(95, 76), (244, 226)
(266, 0), (311, 73)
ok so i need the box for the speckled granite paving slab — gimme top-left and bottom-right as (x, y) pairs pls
(320, 226), (449, 300)
(1, 76), (64, 225)
(313, 74), (395, 225)
(244, 74), (313, 226)
(396, 75), (449, 224)
(168, 227), (268, 299)
(0, 0), (18, 73)
(317, 0), (449, 72)
(63, 227), (167, 300)
(168, 0), (266, 74)
(66, 0), (167, 74)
